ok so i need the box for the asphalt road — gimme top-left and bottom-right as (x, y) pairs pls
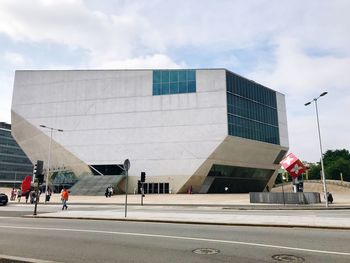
(0, 216), (349, 263)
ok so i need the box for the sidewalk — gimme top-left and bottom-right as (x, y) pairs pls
(17, 192), (350, 230)
(30, 192), (350, 207)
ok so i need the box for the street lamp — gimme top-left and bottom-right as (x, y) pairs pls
(304, 91), (328, 208)
(40, 124), (64, 204)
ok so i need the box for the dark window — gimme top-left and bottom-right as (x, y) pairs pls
(89, 164), (124, 176)
(153, 71), (161, 83)
(138, 182), (169, 194)
(170, 71), (178, 82)
(153, 70), (196, 95)
(153, 83), (161, 95)
(206, 164), (274, 193)
(170, 82), (178, 94)
(226, 71), (280, 145)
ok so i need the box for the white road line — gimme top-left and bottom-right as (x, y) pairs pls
(0, 225), (349, 257)
(0, 253), (60, 263)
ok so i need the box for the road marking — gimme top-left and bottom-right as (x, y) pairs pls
(0, 253), (60, 262)
(0, 225), (349, 257)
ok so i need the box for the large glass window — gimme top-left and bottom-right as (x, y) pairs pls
(153, 70), (196, 95)
(0, 126), (34, 181)
(206, 164), (274, 193)
(226, 71), (280, 145)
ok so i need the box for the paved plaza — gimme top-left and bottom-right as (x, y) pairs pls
(2, 186), (350, 230)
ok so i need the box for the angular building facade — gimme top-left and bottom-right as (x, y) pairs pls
(0, 122), (33, 185)
(11, 69), (288, 194)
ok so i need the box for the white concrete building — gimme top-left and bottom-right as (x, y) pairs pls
(11, 69), (288, 194)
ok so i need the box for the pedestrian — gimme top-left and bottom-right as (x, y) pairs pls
(10, 188), (17, 201)
(30, 190), (36, 204)
(108, 186), (113, 197)
(17, 188), (22, 203)
(61, 188), (69, 210)
(25, 191), (30, 203)
(327, 192), (333, 204)
(46, 188), (52, 202)
(188, 185), (193, 194)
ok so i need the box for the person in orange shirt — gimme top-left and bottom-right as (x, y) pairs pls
(61, 188), (69, 210)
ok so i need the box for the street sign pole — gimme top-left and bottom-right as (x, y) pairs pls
(141, 182), (144, 206)
(281, 173), (286, 206)
(123, 159), (130, 218)
(33, 180), (39, 216)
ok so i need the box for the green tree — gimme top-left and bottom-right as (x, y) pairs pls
(323, 149), (350, 166)
(325, 158), (350, 181)
(307, 163), (321, 180)
(307, 149), (350, 181)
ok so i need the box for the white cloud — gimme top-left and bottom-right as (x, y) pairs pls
(0, 0), (137, 57)
(0, 0), (349, 161)
(248, 37), (350, 162)
(250, 37), (350, 96)
(3, 51), (25, 66)
(90, 53), (185, 69)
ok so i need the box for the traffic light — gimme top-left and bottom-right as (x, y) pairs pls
(34, 160), (44, 185)
(141, 172), (146, 182)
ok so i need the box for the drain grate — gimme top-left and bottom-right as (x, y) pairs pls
(272, 254), (305, 262)
(192, 248), (220, 255)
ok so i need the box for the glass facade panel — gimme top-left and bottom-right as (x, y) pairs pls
(161, 70), (169, 82)
(170, 71), (178, 82)
(207, 164), (274, 193)
(153, 70), (196, 95)
(161, 82), (170, 94)
(153, 71), (161, 84)
(170, 82), (179, 94)
(179, 82), (187, 93)
(153, 83), (161, 95)
(0, 123), (33, 183)
(187, 70), (195, 81)
(226, 71), (280, 145)
(178, 70), (187, 82)
(188, 81), (196, 92)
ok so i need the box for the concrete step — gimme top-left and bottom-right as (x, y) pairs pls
(69, 175), (125, 196)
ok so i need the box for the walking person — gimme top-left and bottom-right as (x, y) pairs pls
(17, 188), (22, 203)
(25, 191), (30, 203)
(61, 188), (69, 210)
(10, 188), (17, 201)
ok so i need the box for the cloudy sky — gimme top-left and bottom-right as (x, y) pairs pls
(0, 0), (349, 162)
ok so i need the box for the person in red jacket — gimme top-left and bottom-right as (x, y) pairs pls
(61, 188), (69, 210)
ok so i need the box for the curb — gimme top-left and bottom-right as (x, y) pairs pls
(25, 215), (350, 230)
(11, 202), (350, 210)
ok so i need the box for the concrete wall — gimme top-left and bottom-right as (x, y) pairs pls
(12, 69), (228, 193)
(250, 192), (321, 204)
(276, 92), (289, 148)
(187, 135), (287, 193)
(11, 69), (288, 194)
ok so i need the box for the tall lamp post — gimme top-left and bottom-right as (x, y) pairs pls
(40, 125), (64, 204)
(305, 91), (328, 208)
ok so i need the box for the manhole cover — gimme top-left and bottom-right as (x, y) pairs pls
(192, 248), (220, 255)
(272, 254), (305, 262)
